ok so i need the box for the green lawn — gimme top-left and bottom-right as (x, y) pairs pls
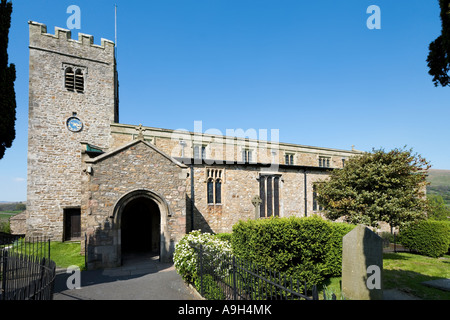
(50, 241), (86, 270)
(42, 241), (450, 300)
(322, 252), (450, 300)
(383, 252), (450, 300)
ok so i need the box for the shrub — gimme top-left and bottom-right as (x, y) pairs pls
(0, 220), (10, 234)
(173, 230), (232, 284)
(324, 222), (356, 277)
(398, 220), (450, 258)
(214, 233), (232, 243)
(194, 274), (226, 300)
(231, 216), (333, 287)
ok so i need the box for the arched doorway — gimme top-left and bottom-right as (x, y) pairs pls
(113, 189), (172, 264)
(121, 196), (160, 257)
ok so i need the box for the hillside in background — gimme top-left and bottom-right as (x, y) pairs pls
(0, 201), (26, 212)
(427, 169), (450, 208)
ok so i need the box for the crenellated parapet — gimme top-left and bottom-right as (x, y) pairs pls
(28, 21), (115, 63)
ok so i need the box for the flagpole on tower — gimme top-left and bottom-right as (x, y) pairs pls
(115, 4), (118, 60)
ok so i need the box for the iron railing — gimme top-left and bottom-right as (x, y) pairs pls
(192, 244), (334, 300)
(0, 235), (56, 300)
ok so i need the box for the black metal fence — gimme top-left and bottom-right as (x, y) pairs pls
(192, 244), (335, 300)
(0, 234), (56, 300)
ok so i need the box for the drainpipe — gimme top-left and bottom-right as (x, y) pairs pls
(304, 169), (307, 217)
(190, 164), (195, 231)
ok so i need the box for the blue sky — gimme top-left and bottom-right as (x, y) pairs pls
(1, 0), (449, 201)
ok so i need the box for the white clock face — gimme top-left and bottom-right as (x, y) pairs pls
(67, 117), (83, 132)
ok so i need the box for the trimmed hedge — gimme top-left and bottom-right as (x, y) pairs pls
(398, 220), (450, 258)
(324, 222), (356, 277)
(231, 216), (355, 286)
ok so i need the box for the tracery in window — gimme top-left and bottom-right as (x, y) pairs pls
(206, 168), (223, 205)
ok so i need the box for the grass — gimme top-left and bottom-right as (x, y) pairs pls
(50, 241), (86, 270)
(383, 252), (450, 300)
(321, 252), (450, 300)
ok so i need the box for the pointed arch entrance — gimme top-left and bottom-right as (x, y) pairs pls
(113, 189), (171, 264)
(121, 196), (160, 255)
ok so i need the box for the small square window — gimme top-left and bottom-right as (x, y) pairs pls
(285, 154), (294, 165)
(242, 149), (252, 163)
(194, 145), (206, 160)
(319, 156), (331, 168)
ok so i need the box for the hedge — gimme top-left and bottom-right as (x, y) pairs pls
(231, 216), (355, 287)
(324, 222), (356, 277)
(398, 220), (450, 258)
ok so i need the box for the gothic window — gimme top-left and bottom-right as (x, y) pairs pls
(215, 180), (222, 204)
(319, 156), (331, 168)
(75, 69), (84, 92)
(285, 153), (294, 165)
(64, 65), (85, 93)
(207, 179), (214, 204)
(259, 174), (281, 217)
(206, 168), (223, 205)
(64, 67), (75, 91)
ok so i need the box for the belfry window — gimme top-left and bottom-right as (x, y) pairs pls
(65, 67), (75, 91)
(75, 69), (84, 92)
(64, 65), (85, 93)
(206, 168), (223, 205)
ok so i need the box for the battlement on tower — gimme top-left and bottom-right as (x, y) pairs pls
(28, 21), (115, 62)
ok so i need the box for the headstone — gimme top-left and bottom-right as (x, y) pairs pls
(342, 224), (383, 300)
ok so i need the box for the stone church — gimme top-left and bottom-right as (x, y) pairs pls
(25, 21), (360, 269)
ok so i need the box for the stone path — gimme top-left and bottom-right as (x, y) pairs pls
(53, 254), (200, 300)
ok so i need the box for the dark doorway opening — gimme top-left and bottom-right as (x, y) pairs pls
(64, 208), (81, 241)
(121, 197), (160, 259)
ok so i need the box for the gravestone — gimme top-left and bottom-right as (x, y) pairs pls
(342, 224), (383, 300)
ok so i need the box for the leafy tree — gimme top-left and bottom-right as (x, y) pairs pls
(315, 147), (430, 228)
(14, 203), (26, 211)
(426, 0), (450, 87)
(0, 0), (16, 159)
(427, 194), (450, 220)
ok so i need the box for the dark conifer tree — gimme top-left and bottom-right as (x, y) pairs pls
(427, 0), (450, 87)
(0, 0), (16, 159)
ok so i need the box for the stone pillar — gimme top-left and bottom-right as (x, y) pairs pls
(342, 224), (383, 300)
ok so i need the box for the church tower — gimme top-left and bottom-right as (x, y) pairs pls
(27, 21), (118, 240)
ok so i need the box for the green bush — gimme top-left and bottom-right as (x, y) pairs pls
(398, 220), (450, 258)
(214, 233), (232, 243)
(232, 216), (337, 287)
(324, 222), (356, 277)
(0, 220), (10, 234)
(194, 274), (226, 300)
(173, 230), (232, 284)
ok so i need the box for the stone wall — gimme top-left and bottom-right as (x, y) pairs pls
(27, 22), (117, 239)
(81, 140), (188, 268)
(110, 123), (359, 168)
(9, 211), (28, 235)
